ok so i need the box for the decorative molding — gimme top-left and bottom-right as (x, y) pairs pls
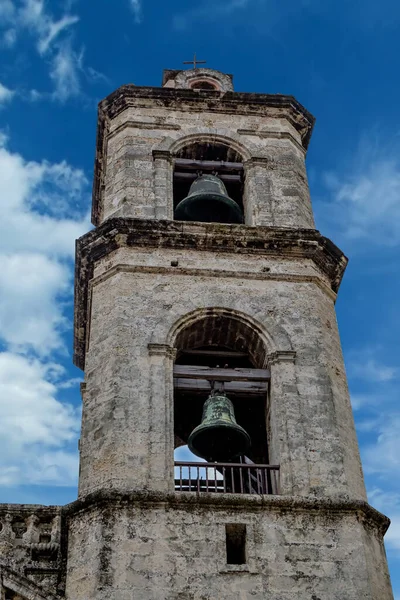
(148, 343), (177, 359)
(152, 149), (174, 162)
(90, 264), (336, 302)
(0, 564), (59, 600)
(268, 351), (297, 365)
(108, 119), (181, 141)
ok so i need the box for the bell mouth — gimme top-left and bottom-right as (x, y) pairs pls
(174, 193), (243, 224)
(188, 422), (251, 462)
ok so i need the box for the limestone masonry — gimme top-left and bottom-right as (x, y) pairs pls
(0, 68), (394, 599)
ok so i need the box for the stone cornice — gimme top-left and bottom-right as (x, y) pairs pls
(63, 489), (390, 537)
(99, 86), (315, 148)
(73, 218), (348, 370)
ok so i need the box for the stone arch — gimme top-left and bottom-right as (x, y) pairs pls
(154, 130), (259, 162)
(153, 132), (262, 223)
(164, 307), (292, 366)
(173, 68), (233, 92)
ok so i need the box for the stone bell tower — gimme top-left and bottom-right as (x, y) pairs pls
(67, 67), (394, 599)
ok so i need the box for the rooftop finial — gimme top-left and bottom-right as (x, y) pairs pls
(183, 53), (206, 70)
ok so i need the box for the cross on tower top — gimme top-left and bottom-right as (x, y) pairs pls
(183, 53), (207, 69)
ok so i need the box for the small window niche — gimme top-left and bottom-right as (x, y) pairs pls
(226, 523), (247, 565)
(190, 80), (218, 91)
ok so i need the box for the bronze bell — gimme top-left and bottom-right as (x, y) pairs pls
(188, 392), (251, 462)
(174, 174), (243, 224)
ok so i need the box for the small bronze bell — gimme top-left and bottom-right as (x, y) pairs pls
(188, 392), (251, 462)
(174, 174), (243, 224)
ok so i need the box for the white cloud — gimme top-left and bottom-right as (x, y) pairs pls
(28, 88), (43, 101)
(0, 82), (14, 104)
(18, 0), (78, 55)
(0, 134), (90, 258)
(319, 137), (400, 246)
(348, 357), (398, 383)
(50, 42), (82, 101)
(0, 135), (90, 352)
(0, 254), (69, 354)
(0, 0), (82, 101)
(0, 352), (80, 486)
(37, 14), (79, 55)
(362, 416), (400, 477)
(129, 0), (142, 23)
(2, 27), (17, 47)
(0, 134), (88, 487)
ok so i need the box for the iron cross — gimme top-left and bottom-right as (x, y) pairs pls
(183, 53), (206, 69)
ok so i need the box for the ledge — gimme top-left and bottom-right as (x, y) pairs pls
(63, 489), (390, 537)
(100, 85), (314, 146)
(73, 218), (348, 369)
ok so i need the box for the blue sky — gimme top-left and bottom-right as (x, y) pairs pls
(0, 0), (399, 594)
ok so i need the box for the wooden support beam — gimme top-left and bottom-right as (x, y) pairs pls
(174, 378), (267, 395)
(174, 172), (242, 182)
(173, 365), (270, 382)
(174, 158), (244, 172)
(180, 349), (249, 358)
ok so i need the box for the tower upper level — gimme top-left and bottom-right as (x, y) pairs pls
(92, 67), (315, 229)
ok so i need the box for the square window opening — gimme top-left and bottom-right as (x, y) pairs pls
(226, 523), (247, 565)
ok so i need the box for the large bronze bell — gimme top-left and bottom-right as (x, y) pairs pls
(174, 174), (243, 224)
(188, 392), (251, 462)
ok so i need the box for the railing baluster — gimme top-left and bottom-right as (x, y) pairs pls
(274, 468), (279, 494)
(174, 462), (279, 496)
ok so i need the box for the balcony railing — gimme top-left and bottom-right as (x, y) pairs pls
(174, 461), (280, 495)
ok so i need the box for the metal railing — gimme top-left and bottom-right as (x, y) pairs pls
(174, 462), (280, 495)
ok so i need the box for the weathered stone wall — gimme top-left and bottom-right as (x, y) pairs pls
(68, 71), (394, 600)
(65, 494), (392, 600)
(78, 242), (365, 501)
(97, 94), (315, 229)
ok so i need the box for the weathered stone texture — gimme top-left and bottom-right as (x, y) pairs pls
(92, 86), (315, 229)
(64, 494), (392, 600)
(0, 505), (63, 598)
(77, 244), (365, 501)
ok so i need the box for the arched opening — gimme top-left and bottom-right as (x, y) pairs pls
(173, 141), (245, 225)
(189, 80), (218, 91)
(172, 312), (278, 494)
